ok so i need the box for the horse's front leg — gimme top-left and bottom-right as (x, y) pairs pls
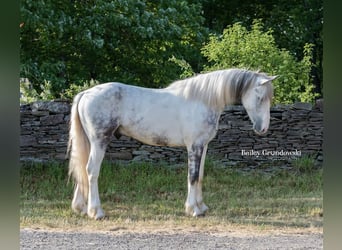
(196, 144), (209, 214)
(185, 144), (208, 217)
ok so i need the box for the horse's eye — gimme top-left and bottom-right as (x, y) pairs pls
(257, 96), (264, 104)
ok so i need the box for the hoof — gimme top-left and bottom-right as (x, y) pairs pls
(195, 213), (206, 217)
(72, 203), (87, 216)
(95, 215), (109, 221)
(88, 207), (105, 220)
(192, 207), (206, 217)
(185, 204), (206, 217)
(199, 203), (209, 214)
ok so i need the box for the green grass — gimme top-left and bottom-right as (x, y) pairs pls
(20, 160), (322, 231)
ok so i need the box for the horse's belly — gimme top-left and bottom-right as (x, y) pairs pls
(117, 126), (184, 147)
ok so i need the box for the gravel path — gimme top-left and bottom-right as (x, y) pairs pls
(20, 228), (323, 250)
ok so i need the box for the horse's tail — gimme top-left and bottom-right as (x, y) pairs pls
(67, 92), (90, 201)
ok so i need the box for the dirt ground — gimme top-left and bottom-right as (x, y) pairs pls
(20, 227), (323, 250)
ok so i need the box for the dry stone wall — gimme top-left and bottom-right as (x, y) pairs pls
(20, 100), (323, 167)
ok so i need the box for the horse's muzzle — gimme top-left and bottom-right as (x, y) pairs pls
(253, 123), (268, 135)
(254, 128), (268, 135)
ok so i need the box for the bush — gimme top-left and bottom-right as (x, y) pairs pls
(60, 79), (99, 100)
(20, 78), (54, 104)
(20, 78), (101, 103)
(20, 78), (38, 104)
(201, 20), (318, 104)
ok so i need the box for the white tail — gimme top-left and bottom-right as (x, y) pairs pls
(67, 92), (90, 202)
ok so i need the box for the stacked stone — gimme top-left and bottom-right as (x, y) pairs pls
(20, 100), (323, 167)
(20, 100), (71, 162)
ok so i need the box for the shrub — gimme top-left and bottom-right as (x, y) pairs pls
(201, 20), (318, 104)
(60, 79), (99, 100)
(20, 78), (54, 104)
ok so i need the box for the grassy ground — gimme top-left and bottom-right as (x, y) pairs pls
(20, 160), (322, 233)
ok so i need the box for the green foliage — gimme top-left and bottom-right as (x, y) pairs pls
(20, 78), (54, 104)
(20, 78), (39, 104)
(20, 1), (322, 102)
(168, 56), (195, 79)
(60, 79), (99, 100)
(200, 0), (323, 95)
(20, 77), (99, 103)
(39, 80), (55, 101)
(202, 20), (318, 104)
(20, 0), (207, 98)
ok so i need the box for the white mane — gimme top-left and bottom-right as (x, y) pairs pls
(166, 68), (271, 111)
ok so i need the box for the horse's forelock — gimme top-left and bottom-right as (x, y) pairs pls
(264, 82), (274, 101)
(229, 70), (274, 103)
(227, 69), (262, 104)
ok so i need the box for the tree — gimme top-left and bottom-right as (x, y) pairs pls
(202, 20), (317, 104)
(20, 0), (207, 97)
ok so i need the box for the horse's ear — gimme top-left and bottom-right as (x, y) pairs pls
(259, 75), (278, 84)
(269, 75), (279, 81)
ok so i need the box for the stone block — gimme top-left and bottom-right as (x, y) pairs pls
(132, 150), (150, 155)
(107, 152), (133, 160)
(31, 101), (70, 113)
(31, 111), (49, 116)
(292, 102), (312, 110)
(20, 135), (37, 147)
(40, 114), (64, 125)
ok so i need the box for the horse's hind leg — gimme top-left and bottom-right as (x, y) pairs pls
(72, 184), (87, 215)
(86, 141), (106, 220)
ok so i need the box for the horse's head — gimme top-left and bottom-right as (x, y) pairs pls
(241, 74), (277, 135)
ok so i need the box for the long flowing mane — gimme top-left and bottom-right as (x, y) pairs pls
(166, 68), (273, 111)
